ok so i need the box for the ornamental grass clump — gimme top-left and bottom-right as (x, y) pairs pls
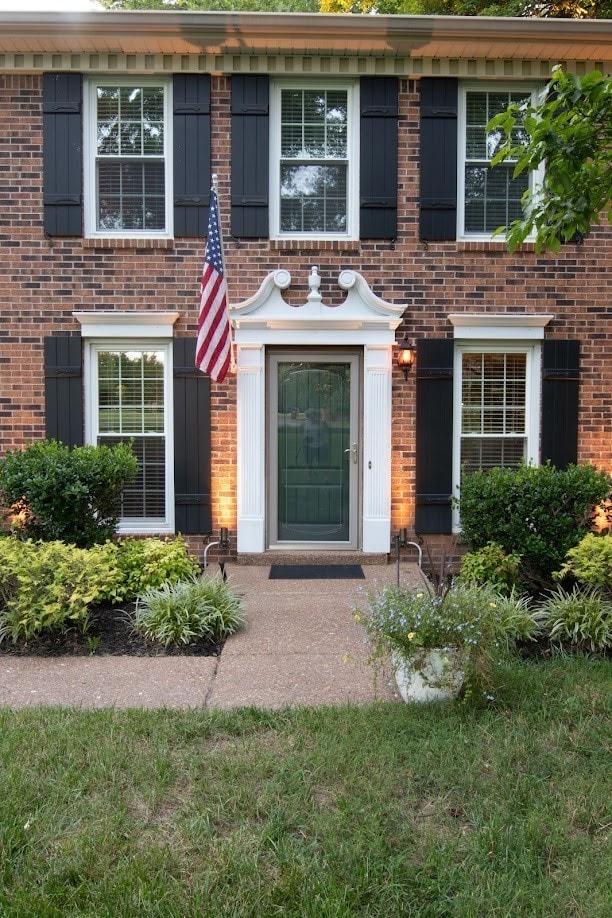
(131, 574), (244, 647)
(533, 585), (612, 654)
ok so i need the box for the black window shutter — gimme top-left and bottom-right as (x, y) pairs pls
(360, 77), (398, 240)
(541, 340), (579, 469)
(231, 75), (269, 238)
(43, 73), (83, 237)
(44, 335), (83, 447)
(173, 338), (212, 535)
(419, 77), (458, 241)
(173, 74), (211, 237)
(415, 339), (454, 534)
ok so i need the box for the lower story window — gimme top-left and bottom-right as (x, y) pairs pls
(88, 341), (173, 532)
(453, 344), (540, 513)
(460, 350), (527, 474)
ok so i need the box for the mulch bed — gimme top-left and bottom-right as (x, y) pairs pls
(0, 603), (223, 658)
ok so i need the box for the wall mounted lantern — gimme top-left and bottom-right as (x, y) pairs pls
(396, 336), (415, 379)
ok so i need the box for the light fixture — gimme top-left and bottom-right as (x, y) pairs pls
(219, 527), (230, 549)
(396, 336), (415, 379)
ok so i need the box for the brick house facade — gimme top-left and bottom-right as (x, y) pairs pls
(1, 11), (610, 559)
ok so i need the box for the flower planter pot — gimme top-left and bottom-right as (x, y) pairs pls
(391, 648), (468, 703)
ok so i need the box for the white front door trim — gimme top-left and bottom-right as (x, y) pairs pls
(229, 268), (405, 553)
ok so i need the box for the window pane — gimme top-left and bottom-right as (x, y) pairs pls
(281, 89), (348, 161)
(466, 92), (487, 127)
(281, 125), (304, 158)
(303, 90), (327, 123)
(280, 163), (347, 233)
(281, 89), (303, 123)
(461, 438), (526, 475)
(96, 350), (165, 435)
(97, 162), (165, 232)
(303, 125), (326, 158)
(99, 435), (166, 519)
(464, 163), (528, 234)
(120, 86), (142, 120)
(97, 121), (119, 156)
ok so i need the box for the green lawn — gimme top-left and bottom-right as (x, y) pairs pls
(1, 657), (610, 917)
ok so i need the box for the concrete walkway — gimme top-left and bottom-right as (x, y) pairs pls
(0, 562), (422, 710)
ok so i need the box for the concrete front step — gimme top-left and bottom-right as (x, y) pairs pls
(235, 551), (390, 566)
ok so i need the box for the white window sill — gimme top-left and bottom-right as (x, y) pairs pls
(83, 237), (175, 250)
(117, 524), (175, 536)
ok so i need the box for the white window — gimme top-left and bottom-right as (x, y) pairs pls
(452, 342), (541, 530)
(270, 81), (359, 240)
(458, 84), (540, 239)
(84, 78), (172, 238)
(85, 340), (174, 533)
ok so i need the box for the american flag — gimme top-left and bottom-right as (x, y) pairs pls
(196, 185), (232, 382)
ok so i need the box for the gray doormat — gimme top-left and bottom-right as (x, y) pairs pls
(269, 564), (365, 580)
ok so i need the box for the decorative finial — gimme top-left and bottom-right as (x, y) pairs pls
(307, 266), (322, 303)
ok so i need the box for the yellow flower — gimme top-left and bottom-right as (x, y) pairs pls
(416, 593), (424, 598)
(489, 602), (497, 608)
(408, 632), (415, 640)
(354, 613), (361, 621)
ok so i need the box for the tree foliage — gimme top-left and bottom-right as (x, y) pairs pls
(99, 0), (318, 10)
(488, 67), (611, 253)
(319, 0), (610, 15)
(99, 0), (611, 15)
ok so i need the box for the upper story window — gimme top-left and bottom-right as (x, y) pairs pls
(458, 85), (539, 239)
(270, 81), (359, 240)
(84, 78), (172, 238)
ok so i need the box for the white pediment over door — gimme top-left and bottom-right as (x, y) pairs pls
(229, 268), (406, 555)
(230, 267), (404, 345)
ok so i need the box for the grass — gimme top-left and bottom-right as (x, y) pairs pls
(0, 657), (610, 917)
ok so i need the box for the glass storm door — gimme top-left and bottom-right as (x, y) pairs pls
(269, 353), (360, 547)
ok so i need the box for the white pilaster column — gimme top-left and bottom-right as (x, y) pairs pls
(362, 344), (393, 552)
(236, 345), (266, 553)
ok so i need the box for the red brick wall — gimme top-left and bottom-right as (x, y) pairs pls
(1, 74), (610, 553)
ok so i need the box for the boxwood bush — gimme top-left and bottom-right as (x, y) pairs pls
(0, 439), (137, 548)
(457, 462), (611, 590)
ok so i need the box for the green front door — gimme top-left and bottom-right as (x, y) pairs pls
(269, 353), (360, 547)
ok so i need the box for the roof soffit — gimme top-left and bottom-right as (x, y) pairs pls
(0, 12), (610, 65)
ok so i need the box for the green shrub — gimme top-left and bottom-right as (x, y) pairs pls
(554, 533), (612, 593)
(457, 462), (611, 589)
(534, 585), (612, 653)
(99, 536), (200, 603)
(0, 539), (118, 642)
(459, 542), (523, 594)
(131, 574), (244, 647)
(0, 440), (137, 548)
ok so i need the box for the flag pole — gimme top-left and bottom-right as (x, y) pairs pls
(211, 173), (235, 374)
